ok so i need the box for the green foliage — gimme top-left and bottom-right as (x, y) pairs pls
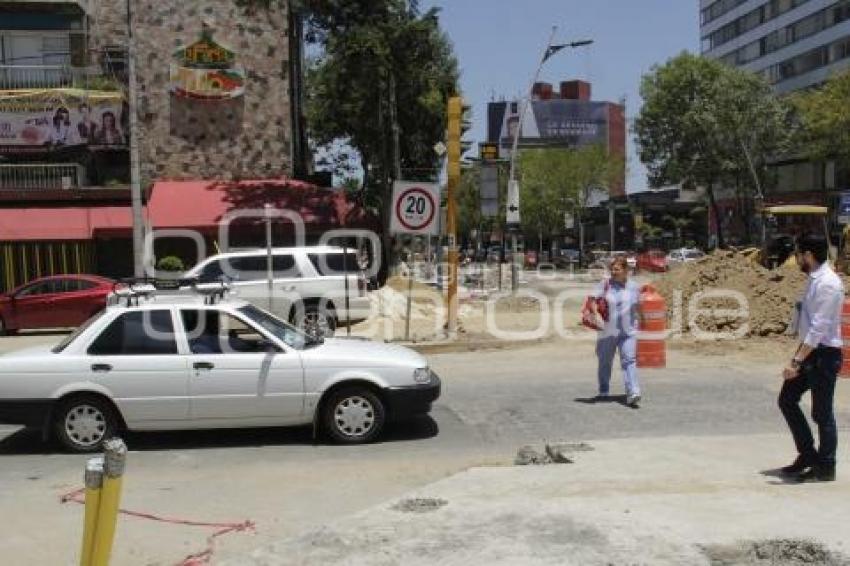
(794, 69), (850, 164)
(157, 256), (185, 273)
(634, 52), (793, 247)
(517, 145), (623, 236)
(303, 0), (459, 207)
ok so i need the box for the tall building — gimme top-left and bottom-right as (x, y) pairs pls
(487, 80), (626, 198)
(485, 80), (629, 249)
(700, 0), (850, 241)
(701, 0), (850, 93)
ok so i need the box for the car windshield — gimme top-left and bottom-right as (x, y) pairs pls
(51, 311), (106, 353)
(237, 304), (321, 350)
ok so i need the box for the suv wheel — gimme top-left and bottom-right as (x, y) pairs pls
(54, 395), (119, 453)
(322, 387), (385, 444)
(294, 304), (337, 338)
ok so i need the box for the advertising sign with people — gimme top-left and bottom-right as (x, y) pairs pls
(0, 88), (125, 149)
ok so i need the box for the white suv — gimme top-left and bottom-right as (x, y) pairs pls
(183, 246), (370, 337)
(0, 286), (440, 452)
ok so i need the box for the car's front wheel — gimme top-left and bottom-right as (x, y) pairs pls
(322, 387), (385, 444)
(53, 395), (119, 453)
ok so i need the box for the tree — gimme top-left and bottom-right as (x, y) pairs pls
(663, 214), (692, 245)
(794, 69), (850, 165)
(303, 0), (459, 215)
(517, 145), (623, 251)
(634, 52), (793, 248)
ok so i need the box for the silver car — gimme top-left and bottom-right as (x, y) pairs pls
(0, 291), (440, 452)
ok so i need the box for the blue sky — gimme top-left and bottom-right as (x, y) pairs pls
(422, 0), (700, 192)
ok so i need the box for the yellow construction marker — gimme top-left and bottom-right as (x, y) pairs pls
(90, 438), (127, 566)
(80, 458), (104, 566)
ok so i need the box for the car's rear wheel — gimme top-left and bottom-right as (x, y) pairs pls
(322, 387), (385, 444)
(54, 395), (119, 453)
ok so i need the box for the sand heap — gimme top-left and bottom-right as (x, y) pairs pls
(654, 250), (810, 337)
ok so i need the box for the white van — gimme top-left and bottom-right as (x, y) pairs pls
(183, 246), (370, 336)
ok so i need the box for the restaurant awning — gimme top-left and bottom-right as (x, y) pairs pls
(0, 179), (380, 241)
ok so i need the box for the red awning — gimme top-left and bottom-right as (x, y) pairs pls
(0, 206), (130, 241)
(0, 179), (379, 242)
(145, 179), (375, 232)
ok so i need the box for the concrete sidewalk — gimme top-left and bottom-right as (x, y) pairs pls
(227, 433), (850, 566)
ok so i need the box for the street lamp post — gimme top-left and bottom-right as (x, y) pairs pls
(506, 28), (593, 291)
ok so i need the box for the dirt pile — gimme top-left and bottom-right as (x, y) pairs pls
(655, 250), (809, 337)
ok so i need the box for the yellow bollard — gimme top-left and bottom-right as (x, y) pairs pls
(79, 458), (104, 566)
(90, 438), (127, 566)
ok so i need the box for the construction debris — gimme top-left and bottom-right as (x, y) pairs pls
(514, 442), (593, 465)
(655, 250), (813, 337)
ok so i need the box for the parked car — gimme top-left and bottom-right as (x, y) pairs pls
(183, 246), (369, 337)
(487, 245), (503, 263)
(666, 248), (705, 265)
(0, 275), (115, 335)
(636, 249), (668, 273)
(0, 286), (441, 452)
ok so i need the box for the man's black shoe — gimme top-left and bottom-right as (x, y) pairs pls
(780, 454), (816, 476)
(796, 465), (836, 483)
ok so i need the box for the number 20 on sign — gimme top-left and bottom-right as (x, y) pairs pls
(390, 181), (440, 236)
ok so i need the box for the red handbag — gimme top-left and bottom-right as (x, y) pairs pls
(581, 279), (610, 331)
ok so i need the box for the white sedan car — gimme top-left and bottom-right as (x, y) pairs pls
(0, 292), (440, 452)
(666, 248), (705, 265)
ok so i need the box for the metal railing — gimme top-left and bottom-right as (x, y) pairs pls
(0, 64), (120, 90)
(0, 65), (76, 89)
(0, 163), (85, 191)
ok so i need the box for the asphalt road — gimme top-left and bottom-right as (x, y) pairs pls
(1, 332), (847, 565)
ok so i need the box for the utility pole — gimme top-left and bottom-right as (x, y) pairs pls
(126, 0), (144, 277)
(506, 28), (593, 291)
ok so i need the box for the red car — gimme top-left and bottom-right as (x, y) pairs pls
(0, 275), (115, 335)
(636, 250), (668, 273)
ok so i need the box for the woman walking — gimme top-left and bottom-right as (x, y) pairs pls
(589, 255), (642, 408)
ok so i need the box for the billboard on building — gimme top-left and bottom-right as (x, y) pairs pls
(0, 89), (125, 150)
(487, 100), (610, 152)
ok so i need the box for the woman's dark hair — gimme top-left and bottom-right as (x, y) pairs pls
(102, 111), (116, 127)
(797, 233), (829, 264)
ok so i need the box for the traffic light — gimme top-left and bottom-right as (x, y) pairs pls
(447, 96), (472, 183)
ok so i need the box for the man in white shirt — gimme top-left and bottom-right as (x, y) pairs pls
(778, 234), (843, 482)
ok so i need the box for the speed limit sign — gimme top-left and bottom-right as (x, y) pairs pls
(390, 181), (440, 235)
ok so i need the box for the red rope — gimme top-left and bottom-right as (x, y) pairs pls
(59, 487), (255, 565)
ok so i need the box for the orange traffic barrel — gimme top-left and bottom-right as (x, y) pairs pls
(638, 284), (666, 368)
(841, 298), (850, 378)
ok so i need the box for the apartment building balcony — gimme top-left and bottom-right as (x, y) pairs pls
(0, 162), (129, 202)
(0, 64), (121, 90)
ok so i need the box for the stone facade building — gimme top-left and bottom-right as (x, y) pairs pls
(89, 0), (303, 184)
(0, 0), (309, 289)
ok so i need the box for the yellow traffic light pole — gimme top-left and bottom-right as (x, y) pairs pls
(446, 96), (471, 335)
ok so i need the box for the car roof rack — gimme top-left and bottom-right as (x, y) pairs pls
(112, 277), (231, 307)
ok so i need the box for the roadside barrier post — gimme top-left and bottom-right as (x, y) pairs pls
(840, 298), (850, 377)
(79, 458), (104, 566)
(90, 438), (127, 566)
(638, 284), (667, 368)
